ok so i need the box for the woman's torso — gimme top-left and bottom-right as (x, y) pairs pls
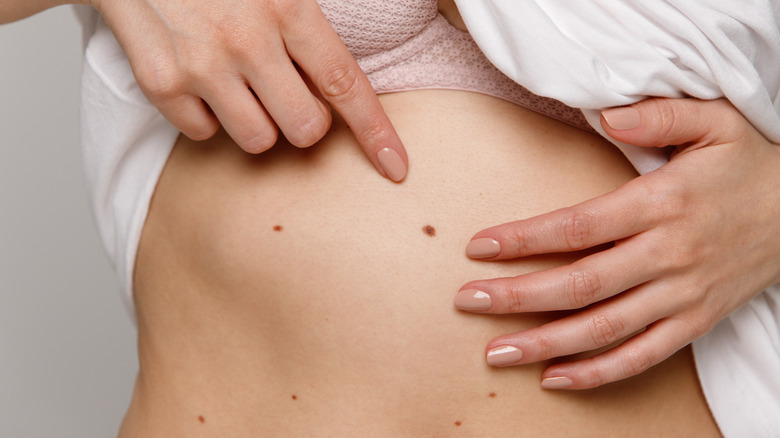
(119, 2), (720, 436)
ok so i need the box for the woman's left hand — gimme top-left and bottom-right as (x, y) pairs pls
(455, 97), (780, 389)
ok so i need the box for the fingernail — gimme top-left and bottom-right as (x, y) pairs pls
(486, 345), (523, 366)
(602, 107), (641, 130)
(454, 289), (492, 311)
(377, 148), (406, 182)
(541, 376), (573, 390)
(466, 238), (500, 259)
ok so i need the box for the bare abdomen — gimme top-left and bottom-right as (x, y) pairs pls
(124, 90), (719, 437)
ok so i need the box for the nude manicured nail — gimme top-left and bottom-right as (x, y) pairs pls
(466, 238), (500, 259)
(602, 107), (641, 130)
(454, 289), (492, 311)
(377, 148), (406, 182)
(486, 345), (523, 366)
(541, 376), (573, 390)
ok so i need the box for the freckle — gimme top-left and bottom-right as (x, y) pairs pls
(273, 225), (283, 232)
(454, 421), (462, 427)
(198, 415), (205, 424)
(423, 225), (436, 237)
(489, 392), (496, 398)
(291, 395), (297, 400)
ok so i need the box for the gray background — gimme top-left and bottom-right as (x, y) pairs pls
(0, 6), (137, 438)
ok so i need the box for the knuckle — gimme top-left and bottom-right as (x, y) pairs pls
(658, 233), (702, 272)
(268, 0), (301, 23)
(507, 226), (532, 256)
(648, 98), (689, 143)
(673, 282), (705, 310)
(244, 129), (279, 153)
(624, 346), (654, 376)
(172, 45), (222, 84)
(663, 189), (689, 224)
(319, 62), (363, 103)
(184, 62), (212, 86)
(678, 276), (721, 311)
(137, 60), (185, 103)
(353, 116), (391, 147)
(582, 364), (606, 388)
(561, 211), (594, 250)
(698, 307), (721, 335)
(651, 99), (679, 140)
(679, 310), (719, 341)
(587, 313), (625, 347)
(504, 282), (529, 313)
(287, 113), (331, 147)
(186, 120), (219, 141)
(636, 181), (701, 267)
(565, 270), (602, 308)
(212, 22), (259, 62)
(532, 333), (557, 359)
(666, 244), (699, 271)
(639, 177), (685, 222)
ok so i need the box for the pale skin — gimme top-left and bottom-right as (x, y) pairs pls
(4, 0), (778, 394)
(128, 88), (719, 436)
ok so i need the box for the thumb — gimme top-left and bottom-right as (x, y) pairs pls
(600, 98), (742, 148)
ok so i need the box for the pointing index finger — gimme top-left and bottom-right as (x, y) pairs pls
(315, 52), (408, 182)
(284, 5), (408, 182)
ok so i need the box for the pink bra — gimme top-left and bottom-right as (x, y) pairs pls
(317, 0), (590, 131)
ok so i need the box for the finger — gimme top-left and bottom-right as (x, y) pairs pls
(201, 80), (279, 153)
(122, 33), (221, 142)
(153, 93), (220, 142)
(284, 5), (409, 182)
(481, 280), (674, 368)
(601, 98), (746, 149)
(538, 317), (695, 390)
(457, 235), (662, 313)
(465, 177), (664, 260)
(244, 47), (332, 149)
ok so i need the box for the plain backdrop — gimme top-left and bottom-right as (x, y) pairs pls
(0, 6), (137, 438)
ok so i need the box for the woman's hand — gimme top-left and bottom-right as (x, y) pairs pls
(92, 0), (408, 181)
(456, 98), (780, 389)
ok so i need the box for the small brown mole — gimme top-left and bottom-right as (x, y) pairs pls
(422, 225), (436, 237)
(273, 225), (283, 232)
(291, 395), (297, 400)
(198, 415), (205, 424)
(489, 392), (497, 398)
(454, 421), (462, 427)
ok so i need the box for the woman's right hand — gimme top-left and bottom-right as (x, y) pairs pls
(92, 0), (409, 181)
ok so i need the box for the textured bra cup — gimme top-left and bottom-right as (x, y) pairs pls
(317, 0), (439, 58)
(317, 0), (590, 131)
